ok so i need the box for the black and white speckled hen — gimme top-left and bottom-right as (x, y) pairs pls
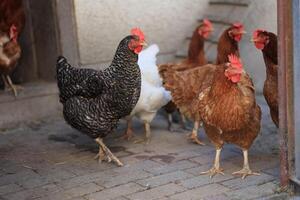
(56, 28), (146, 166)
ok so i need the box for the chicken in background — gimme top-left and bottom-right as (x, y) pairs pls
(165, 54), (261, 179)
(216, 23), (246, 64)
(0, 0), (25, 96)
(122, 44), (172, 143)
(56, 28), (146, 166)
(252, 30), (278, 127)
(159, 19), (213, 145)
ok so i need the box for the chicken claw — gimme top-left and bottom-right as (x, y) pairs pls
(133, 122), (151, 144)
(2, 75), (23, 97)
(188, 133), (205, 145)
(201, 166), (224, 178)
(232, 168), (260, 179)
(95, 138), (123, 167)
(94, 146), (106, 163)
(232, 149), (260, 179)
(187, 121), (205, 145)
(201, 148), (224, 178)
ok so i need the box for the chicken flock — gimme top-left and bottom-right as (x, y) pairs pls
(55, 21), (278, 179)
(0, 2), (279, 180)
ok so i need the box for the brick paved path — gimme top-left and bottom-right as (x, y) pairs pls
(0, 96), (290, 200)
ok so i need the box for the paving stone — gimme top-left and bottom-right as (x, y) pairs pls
(189, 148), (240, 166)
(179, 173), (235, 189)
(113, 160), (162, 174)
(185, 161), (240, 176)
(0, 170), (40, 187)
(263, 166), (280, 178)
(17, 176), (50, 189)
(64, 183), (102, 199)
(0, 183), (23, 196)
(127, 183), (186, 200)
(60, 160), (115, 176)
(262, 193), (290, 200)
(88, 183), (144, 200)
(169, 183), (230, 200)
(226, 182), (278, 200)
(202, 194), (230, 200)
(95, 170), (152, 188)
(220, 172), (276, 190)
(35, 167), (77, 182)
(3, 187), (47, 200)
(136, 171), (193, 188)
(144, 160), (198, 176)
(58, 170), (118, 189)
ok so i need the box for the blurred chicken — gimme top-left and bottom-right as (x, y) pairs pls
(252, 30), (278, 127)
(0, 0), (25, 96)
(216, 23), (246, 64)
(122, 44), (172, 143)
(56, 28), (146, 166)
(165, 55), (261, 179)
(159, 19), (213, 145)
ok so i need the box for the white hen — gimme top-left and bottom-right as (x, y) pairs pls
(123, 44), (171, 142)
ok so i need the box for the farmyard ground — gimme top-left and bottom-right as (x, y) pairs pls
(0, 96), (289, 200)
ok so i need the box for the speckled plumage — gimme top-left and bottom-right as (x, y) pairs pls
(56, 36), (141, 139)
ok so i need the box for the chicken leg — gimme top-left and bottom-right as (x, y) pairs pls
(201, 148), (224, 178)
(134, 122), (151, 144)
(232, 149), (260, 179)
(187, 121), (205, 145)
(122, 118), (134, 140)
(94, 137), (123, 167)
(180, 114), (188, 130)
(2, 75), (22, 97)
(167, 113), (175, 132)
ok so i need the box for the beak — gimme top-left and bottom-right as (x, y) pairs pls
(250, 38), (258, 42)
(239, 30), (247, 34)
(141, 41), (148, 46)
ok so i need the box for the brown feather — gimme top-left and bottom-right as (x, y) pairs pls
(216, 27), (240, 64)
(259, 32), (278, 127)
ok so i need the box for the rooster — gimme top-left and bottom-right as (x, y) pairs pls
(252, 30), (278, 127)
(56, 28), (146, 166)
(165, 55), (261, 179)
(122, 44), (171, 143)
(216, 22), (246, 64)
(159, 19), (213, 145)
(0, 0), (25, 96)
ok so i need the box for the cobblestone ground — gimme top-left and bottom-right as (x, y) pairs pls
(0, 96), (292, 200)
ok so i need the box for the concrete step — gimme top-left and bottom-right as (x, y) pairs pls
(0, 81), (61, 128)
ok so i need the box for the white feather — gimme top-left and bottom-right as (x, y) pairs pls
(129, 44), (172, 123)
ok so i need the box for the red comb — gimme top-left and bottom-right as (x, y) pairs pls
(228, 54), (243, 69)
(131, 27), (145, 42)
(253, 29), (266, 38)
(203, 19), (212, 27)
(233, 22), (243, 28)
(9, 24), (18, 42)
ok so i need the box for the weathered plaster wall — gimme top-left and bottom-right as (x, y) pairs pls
(74, 0), (210, 66)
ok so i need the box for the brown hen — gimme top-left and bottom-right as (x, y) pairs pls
(0, 0), (25, 96)
(159, 19), (213, 145)
(165, 54), (261, 179)
(216, 23), (246, 64)
(252, 30), (278, 127)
